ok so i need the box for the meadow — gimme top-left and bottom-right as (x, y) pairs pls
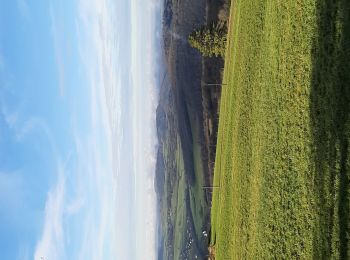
(157, 96), (210, 259)
(210, 0), (350, 259)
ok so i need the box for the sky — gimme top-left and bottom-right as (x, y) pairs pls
(0, 0), (162, 259)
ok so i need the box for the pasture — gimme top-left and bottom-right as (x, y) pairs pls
(210, 0), (350, 259)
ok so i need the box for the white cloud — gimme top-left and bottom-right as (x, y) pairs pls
(0, 105), (57, 153)
(13, 117), (44, 141)
(34, 165), (65, 260)
(71, 128), (118, 260)
(33, 0), (162, 258)
(66, 196), (84, 215)
(130, 1), (160, 257)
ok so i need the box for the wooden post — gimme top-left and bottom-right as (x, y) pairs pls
(204, 83), (227, 86)
(203, 186), (220, 189)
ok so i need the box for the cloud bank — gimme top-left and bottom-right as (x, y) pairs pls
(33, 0), (162, 259)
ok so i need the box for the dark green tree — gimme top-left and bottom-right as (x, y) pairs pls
(188, 22), (227, 58)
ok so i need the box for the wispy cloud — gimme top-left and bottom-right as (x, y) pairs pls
(34, 166), (65, 260)
(1, 104), (57, 154)
(32, 0), (162, 258)
(65, 196), (84, 215)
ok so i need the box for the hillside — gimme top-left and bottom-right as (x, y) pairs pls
(211, 0), (350, 259)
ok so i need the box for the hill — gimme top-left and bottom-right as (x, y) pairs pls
(211, 0), (350, 259)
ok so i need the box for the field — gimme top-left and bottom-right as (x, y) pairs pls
(210, 0), (350, 259)
(156, 73), (211, 259)
(158, 125), (210, 259)
(156, 0), (221, 258)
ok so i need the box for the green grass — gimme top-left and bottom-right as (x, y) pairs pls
(160, 128), (209, 259)
(189, 115), (207, 239)
(210, 0), (350, 259)
(173, 136), (186, 260)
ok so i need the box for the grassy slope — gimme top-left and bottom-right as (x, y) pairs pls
(160, 128), (208, 259)
(211, 0), (350, 259)
(188, 115), (207, 239)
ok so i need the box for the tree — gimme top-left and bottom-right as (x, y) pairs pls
(188, 22), (227, 58)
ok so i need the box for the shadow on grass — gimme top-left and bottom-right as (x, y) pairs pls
(311, 0), (350, 258)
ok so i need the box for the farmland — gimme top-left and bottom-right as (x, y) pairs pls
(155, 0), (233, 259)
(211, 0), (350, 259)
(155, 0), (212, 258)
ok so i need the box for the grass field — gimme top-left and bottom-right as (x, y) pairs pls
(159, 125), (209, 259)
(210, 0), (350, 259)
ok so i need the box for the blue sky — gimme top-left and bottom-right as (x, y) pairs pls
(0, 0), (162, 259)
